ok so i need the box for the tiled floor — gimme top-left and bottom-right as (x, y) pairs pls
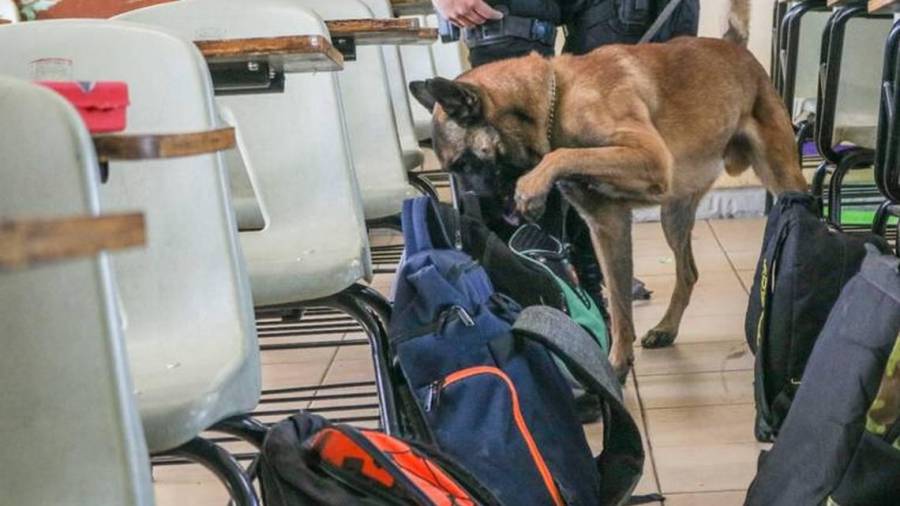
(152, 216), (769, 505)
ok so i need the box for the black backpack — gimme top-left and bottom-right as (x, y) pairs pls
(745, 192), (888, 441)
(257, 411), (502, 506)
(745, 246), (900, 505)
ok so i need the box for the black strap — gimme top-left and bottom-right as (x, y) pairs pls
(639, 0), (685, 43)
(464, 12), (557, 48)
(513, 306), (645, 506)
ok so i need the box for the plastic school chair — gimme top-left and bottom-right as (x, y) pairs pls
(115, 0), (404, 434)
(0, 76), (154, 506)
(0, 20), (264, 505)
(811, 4), (893, 231)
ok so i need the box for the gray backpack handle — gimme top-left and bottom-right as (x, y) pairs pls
(513, 306), (645, 506)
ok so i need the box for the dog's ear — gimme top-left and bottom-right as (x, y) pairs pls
(409, 80), (436, 112)
(425, 77), (483, 124)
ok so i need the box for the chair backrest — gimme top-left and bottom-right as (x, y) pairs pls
(116, 0), (372, 305)
(0, 77), (153, 506)
(787, 8), (829, 119)
(357, 0), (422, 161)
(832, 15), (894, 147)
(300, 0), (417, 219)
(0, 19), (260, 450)
(126, 0), (415, 221)
(399, 15), (439, 140)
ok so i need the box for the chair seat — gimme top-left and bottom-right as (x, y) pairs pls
(363, 184), (419, 220)
(242, 213), (371, 306)
(403, 148), (425, 171)
(129, 331), (259, 452)
(834, 124), (877, 150)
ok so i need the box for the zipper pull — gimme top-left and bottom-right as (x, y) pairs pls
(425, 380), (443, 412)
(455, 306), (475, 327)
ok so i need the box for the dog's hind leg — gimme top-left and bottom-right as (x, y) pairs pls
(641, 190), (706, 349)
(739, 82), (807, 194)
(562, 187), (637, 380)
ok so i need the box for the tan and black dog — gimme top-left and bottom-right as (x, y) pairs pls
(409, 0), (806, 378)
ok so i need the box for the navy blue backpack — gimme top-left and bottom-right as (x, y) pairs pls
(389, 197), (644, 506)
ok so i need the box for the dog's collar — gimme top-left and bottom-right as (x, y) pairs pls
(547, 67), (558, 147)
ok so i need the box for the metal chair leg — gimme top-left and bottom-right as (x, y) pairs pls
(164, 437), (259, 506)
(408, 170), (440, 201)
(212, 415), (269, 483)
(319, 284), (400, 436)
(347, 283), (393, 331)
(826, 148), (876, 227)
(811, 160), (833, 213)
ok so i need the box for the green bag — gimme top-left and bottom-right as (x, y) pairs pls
(509, 224), (610, 354)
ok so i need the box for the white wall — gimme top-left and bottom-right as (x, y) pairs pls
(698, 0), (776, 73)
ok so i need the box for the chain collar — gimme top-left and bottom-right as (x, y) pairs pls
(547, 67), (558, 147)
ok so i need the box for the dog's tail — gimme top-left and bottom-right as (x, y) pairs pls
(723, 0), (750, 46)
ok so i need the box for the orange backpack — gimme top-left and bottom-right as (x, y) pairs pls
(258, 412), (501, 506)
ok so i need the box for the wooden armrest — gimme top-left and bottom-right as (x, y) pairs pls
(196, 35), (343, 72)
(0, 213), (145, 271)
(390, 0), (435, 16)
(0, 18), (11, 25)
(869, 0), (900, 13)
(93, 127), (236, 162)
(326, 19), (437, 46)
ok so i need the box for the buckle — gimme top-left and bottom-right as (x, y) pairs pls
(530, 20), (556, 46)
(477, 18), (505, 40)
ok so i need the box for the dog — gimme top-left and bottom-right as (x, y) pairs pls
(409, 0), (807, 378)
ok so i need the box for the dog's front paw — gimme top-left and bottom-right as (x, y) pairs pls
(641, 329), (678, 349)
(514, 175), (550, 221)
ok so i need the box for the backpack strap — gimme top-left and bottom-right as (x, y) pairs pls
(401, 197), (454, 256)
(513, 306), (645, 506)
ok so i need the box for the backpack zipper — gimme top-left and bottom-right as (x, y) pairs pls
(429, 366), (565, 506)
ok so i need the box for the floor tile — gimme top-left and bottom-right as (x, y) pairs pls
(259, 346), (337, 365)
(663, 490), (748, 505)
(737, 270), (755, 295)
(724, 250), (760, 271)
(644, 404), (756, 448)
(707, 218), (766, 253)
(261, 360), (330, 390)
(637, 370), (754, 410)
(636, 313), (746, 345)
(634, 341), (752, 377)
(634, 246), (735, 276)
(654, 442), (766, 494)
(322, 358), (376, 384)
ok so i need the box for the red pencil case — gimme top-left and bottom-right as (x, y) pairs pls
(37, 81), (130, 133)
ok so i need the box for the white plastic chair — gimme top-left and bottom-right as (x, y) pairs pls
(0, 76), (154, 506)
(306, 0), (429, 221)
(400, 15), (440, 141)
(397, 13), (468, 142)
(0, 19), (262, 505)
(831, 16), (893, 149)
(116, 0), (401, 433)
(357, 0), (425, 171)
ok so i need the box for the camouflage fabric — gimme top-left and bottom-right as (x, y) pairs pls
(866, 331), (900, 447)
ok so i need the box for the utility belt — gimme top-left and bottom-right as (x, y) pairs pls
(438, 7), (557, 48)
(437, 0), (690, 50)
